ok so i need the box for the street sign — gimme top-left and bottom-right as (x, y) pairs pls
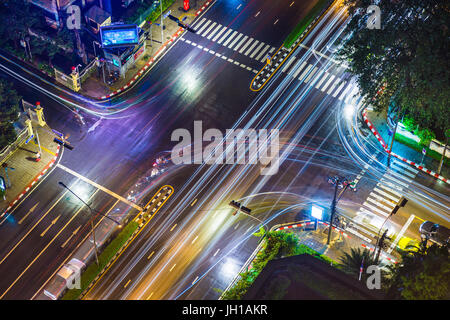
(422, 148), (426, 155)
(311, 205), (324, 220)
(163, 10), (172, 19)
(25, 134), (34, 144)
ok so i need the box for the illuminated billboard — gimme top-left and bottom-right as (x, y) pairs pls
(100, 24), (139, 48)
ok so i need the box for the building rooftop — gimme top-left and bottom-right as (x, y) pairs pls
(29, 0), (76, 13)
(85, 5), (111, 25)
(243, 254), (385, 300)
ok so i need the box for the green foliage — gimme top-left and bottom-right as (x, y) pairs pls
(222, 231), (337, 299)
(385, 243), (450, 299)
(0, 79), (22, 149)
(62, 221), (139, 300)
(339, 0), (450, 141)
(338, 248), (380, 281)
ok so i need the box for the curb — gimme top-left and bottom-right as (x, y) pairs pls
(99, 0), (214, 101)
(362, 109), (449, 185)
(1, 145), (61, 219)
(361, 243), (398, 264)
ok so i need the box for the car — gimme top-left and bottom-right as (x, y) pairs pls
(419, 221), (450, 246)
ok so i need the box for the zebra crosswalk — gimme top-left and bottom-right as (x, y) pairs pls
(355, 159), (419, 228)
(192, 18), (276, 63)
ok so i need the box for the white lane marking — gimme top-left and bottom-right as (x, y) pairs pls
(213, 249), (220, 256)
(223, 30), (238, 47)
(236, 4), (242, 10)
(218, 29), (232, 44)
(326, 78), (340, 95)
(388, 214), (415, 253)
(169, 264), (176, 272)
(239, 38), (254, 53)
(207, 24), (222, 39)
(212, 25), (227, 42)
(228, 33), (243, 49)
(255, 11), (260, 17)
(192, 276), (199, 285)
(233, 35), (248, 51)
(191, 235), (198, 244)
(290, 1), (295, 7)
(338, 83), (354, 101)
(274, 19), (279, 25)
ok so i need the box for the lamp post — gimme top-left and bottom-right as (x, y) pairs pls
(58, 181), (121, 266)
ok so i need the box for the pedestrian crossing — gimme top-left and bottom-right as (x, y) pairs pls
(355, 159), (419, 228)
(192, 18), (277, 63)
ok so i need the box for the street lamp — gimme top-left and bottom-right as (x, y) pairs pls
(58, 181), (122, 266)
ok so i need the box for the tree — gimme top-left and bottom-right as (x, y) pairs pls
(0, 79), (22, 149)
(338, 0), (449, 141)
(385, 243), (450, 299)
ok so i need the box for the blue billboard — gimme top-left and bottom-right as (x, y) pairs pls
(100, 24), (139, 48)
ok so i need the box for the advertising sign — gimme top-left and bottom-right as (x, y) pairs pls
(100, 24), (139, 48)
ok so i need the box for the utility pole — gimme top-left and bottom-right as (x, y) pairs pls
(326, 176), (356, 245)
(160, 0), (164, 43)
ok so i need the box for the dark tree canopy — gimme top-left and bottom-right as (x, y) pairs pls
(339, 0), (449, 140)
(0, 79), (22, 150)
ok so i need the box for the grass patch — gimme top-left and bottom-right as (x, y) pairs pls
(62, 221), (139, 300)
(394, 133), (450, 167)
(283, 0), (331, 49)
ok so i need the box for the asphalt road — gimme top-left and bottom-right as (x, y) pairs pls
(0, 0), (448, 301)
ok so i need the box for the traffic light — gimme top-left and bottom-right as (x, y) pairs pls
(391, 197), (408, 215)
(228, 200), (251, 216)
(25, 119), (34, 137)
(53, 137), (74, 150)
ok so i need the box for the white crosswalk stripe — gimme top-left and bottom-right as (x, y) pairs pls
(373, 187), (401, 203)
(332, 81), (346, 97)
(369, 192), (396, 207)
(363, 201), (390, 217)
(304, 66), (318, 83)
(212, 26), (227, 42)
(207, 24), (222, 39)
(298, 64), (313, 81)
(222, 30), (238, 47)
(233, 35), (248, 51)
(202, 22), (217, 37)
(228, 33), (243, 49)
(282, 56), (296, 72)
(194, 18), (206, 30)
(239, 38), (254, 53)
(321, 74), (335, 92)
(315, 71), (329, 89)
(255, 44), (271, 61)
(197, 20), (211, 34)
(244, 40), (259, 56)
(367, 197), (395, 212)
(250, 42), (265, 58)
(291, 61), (307, 78)
(392, 159), (419, 174)
(391, 162), (416, 178)
(338, 83), (353, 101)
(218, 28), (233, 44)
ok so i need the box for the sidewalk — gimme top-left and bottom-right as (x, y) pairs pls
(81, 0), (209, 100)
(365, 109), (450, 180)
(0, 125), (60, 215)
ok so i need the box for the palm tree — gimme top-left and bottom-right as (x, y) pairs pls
(339, 248), (379, 281)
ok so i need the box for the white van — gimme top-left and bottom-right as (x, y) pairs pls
(43, 258), (86, 300)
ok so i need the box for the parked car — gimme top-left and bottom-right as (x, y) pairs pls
(419, 221), (450, 246)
